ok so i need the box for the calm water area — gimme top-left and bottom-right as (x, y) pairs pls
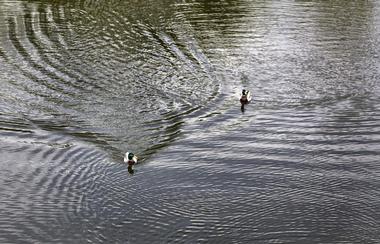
(1, 0), (380, 243)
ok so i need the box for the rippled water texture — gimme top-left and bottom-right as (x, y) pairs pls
(1, 0), (380, 243)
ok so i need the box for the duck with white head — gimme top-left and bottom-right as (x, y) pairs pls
(124, 152), (138, 175)
(240, 89), (252, 111)
(124, 152), (138, 165)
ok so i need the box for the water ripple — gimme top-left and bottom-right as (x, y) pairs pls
(1, 0), (380, 243)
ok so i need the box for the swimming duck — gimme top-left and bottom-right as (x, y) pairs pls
(240, 89), (252, 110)
(124, 152), (138, 166)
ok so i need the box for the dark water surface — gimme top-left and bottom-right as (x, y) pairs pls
(1, 0), (380, 243)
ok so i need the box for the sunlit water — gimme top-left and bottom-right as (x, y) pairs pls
(1, 0), (380, 243)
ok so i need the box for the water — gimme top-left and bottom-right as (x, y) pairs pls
(1, 0), (380, 243)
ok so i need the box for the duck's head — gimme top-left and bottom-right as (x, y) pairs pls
(124, 152), (138, 165)
(242, 89), (247, 95)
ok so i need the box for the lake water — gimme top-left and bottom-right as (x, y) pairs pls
(1, 0), (380, 243)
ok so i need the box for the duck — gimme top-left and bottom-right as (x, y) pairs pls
(124, 152), (138, 166)
(240, 89), (252, 110)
